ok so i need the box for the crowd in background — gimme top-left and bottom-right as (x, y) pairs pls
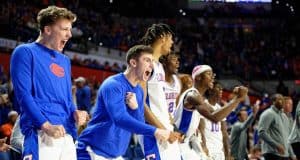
(0, 0), (299, 80)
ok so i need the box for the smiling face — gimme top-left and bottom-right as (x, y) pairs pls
(44, 18), (73, 52)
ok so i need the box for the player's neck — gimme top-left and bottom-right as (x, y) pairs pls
(165, 72), (174, 84)
(194, 84), (207, 95)
(36, 35), (52, 51)
(152, 44), (162, 61)
(208, 98), (217, 106)
(123, 69), (138, 87)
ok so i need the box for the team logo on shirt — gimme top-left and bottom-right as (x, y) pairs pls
(50, 63), (65, 77)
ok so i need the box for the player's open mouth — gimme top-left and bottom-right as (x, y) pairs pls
(61, 40), (68, 46)
(143, 69), (152, 81)
(145, 70), (151, 76)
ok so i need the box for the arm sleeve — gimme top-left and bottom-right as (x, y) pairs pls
(258, 111), (279, 147)
(10, 46), (47, 128)
(103, 84), (156, 136)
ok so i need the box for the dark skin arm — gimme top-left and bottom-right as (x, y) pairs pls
(199, 118), (209, 156)
(184, 86), (248, 123)
(221, 121), (231, 159)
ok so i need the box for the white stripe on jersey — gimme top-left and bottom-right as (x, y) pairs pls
(163, 75), (181, 118)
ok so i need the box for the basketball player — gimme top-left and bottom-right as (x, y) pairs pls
(140, 23), (182, 160)
(159, 53), (181, 118)
(10, 6), (88, 160)
(199, 82), (230, 160)
(76, 45), (171, 160)
(174, 65), (248, 159)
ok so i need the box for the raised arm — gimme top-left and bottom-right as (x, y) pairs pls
(184, 86), (248, 123)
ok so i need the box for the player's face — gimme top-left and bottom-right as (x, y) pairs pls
(212, 85), (223, 100)
(166, 55), (179, 74)
(136, 53), (153, 81)
(46, 19), (72, 52)
(201, 70), (215, 89)
(161, 34), (173, 55)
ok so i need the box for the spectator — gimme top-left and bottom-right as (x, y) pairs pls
(75, 76), (92, 112)
(258, 94), (296, 160)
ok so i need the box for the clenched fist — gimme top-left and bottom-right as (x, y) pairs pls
(126, 92), (138, 110)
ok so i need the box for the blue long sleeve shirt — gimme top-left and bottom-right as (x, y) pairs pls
(77, 73), (156, 158)
(10, 42), (77, 137)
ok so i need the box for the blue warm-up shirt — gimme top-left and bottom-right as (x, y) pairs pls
(10, 42), (77, 158)
(77, 73), (156, 158)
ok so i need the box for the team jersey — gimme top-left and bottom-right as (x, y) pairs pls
(174, 87), (201, 140)
(143, 61), (181, 160)
(146, 61), (173, 130)
(10, 42), (77, 159)
(163, 75), (181, 117)
(202, 100), (225, 159)
(77, 73), (156, 158)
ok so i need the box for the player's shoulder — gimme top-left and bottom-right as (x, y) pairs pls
(13, 42), (35, 53)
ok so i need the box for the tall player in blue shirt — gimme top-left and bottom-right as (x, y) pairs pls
(10, 6), (88, 160)
(76, 45), (171, 160)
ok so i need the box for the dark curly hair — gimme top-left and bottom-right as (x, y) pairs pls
(140, 23), (174, 45)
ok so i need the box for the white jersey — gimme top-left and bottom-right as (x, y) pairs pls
(143, 61), (181, 160)
(174, 87), (201, 141)
(174, 88), (207, 160)
(202, 100), (225, 160)
(147, 61), (173, 130)
(163, 75), (181, 118)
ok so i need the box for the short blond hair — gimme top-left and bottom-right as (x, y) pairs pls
(37, 6), (76, 32)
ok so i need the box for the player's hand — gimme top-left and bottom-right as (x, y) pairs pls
(126, 92), (138, 110)
(0, 137), (9, 152)
(41, 121), (66, 138)
(276, 144), (285, 155)
(154, 128), (170, 142)
(233, 86), (248, 101)
(291, 156), (297, 160)
(167, 131), (182, 143)
(202, 145), (210, 156)
(74, 110), (89, 126)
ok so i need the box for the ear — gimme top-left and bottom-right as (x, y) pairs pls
(195, 75), (201, 81)
(44, 26), (51, 35)
(129, 59), (137, 67)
